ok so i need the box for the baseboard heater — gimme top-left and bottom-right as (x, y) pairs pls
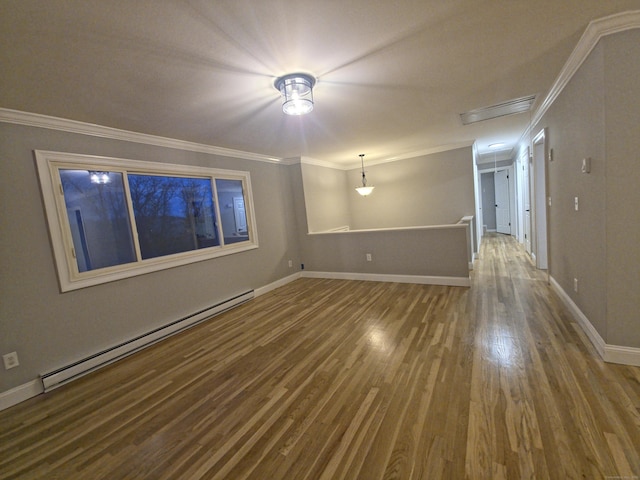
(40, 290), (254, 392)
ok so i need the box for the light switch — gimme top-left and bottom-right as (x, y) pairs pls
(581, 157), (591, 173)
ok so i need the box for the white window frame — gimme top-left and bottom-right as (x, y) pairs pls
(35, 150), (259, 292)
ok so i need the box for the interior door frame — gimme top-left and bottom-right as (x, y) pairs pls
(477, 163), (515, 237)
(518, 146), (532, 255)
(531, 128), (550, 271)
(494, 168), (511, 234)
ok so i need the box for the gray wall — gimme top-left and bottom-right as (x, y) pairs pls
(300, 147), (476, 233)
(526, 29), (639, 348)
(348, 147), (476, 229)
(290, 163), (470, 279)
(301, 162), (351, 232)
(603, 30), (640, 347)
(302, 227), (470, 279)
(0, 123), (301, 391)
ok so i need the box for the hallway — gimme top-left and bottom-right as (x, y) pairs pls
(1, 235), (639, 479)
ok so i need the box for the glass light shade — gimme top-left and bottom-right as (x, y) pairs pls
(89, 171), (110, 184)
(275, 73), (316, 115)
(355, 153), (374, 196)
(355, 185), (375, 196)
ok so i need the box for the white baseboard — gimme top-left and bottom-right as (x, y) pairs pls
(302, 271), (471, 287)
(604, 345), (640, 367)
(550, 276), (640, 366)
(254, 272), (301, 297)
(0, 379), (44, 412)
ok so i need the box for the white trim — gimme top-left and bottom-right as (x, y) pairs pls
(0, 108), (475, 170)
(0, 108), (282, 164)
(299, 156), (343, 169)
(309, 223), (468, 235)
(254, 272), (301, 297)
(604, 345), (640, 367)
(550, 276), (640, 366)
(301, 271), (471, 287)
(355, 141), (475, 170)
(294, 143), (476, 170)
(550, 276), (606, 358)
(532, 10), (640, 128)
(0, 380), (43, 412)
(35, 150), (260, 292)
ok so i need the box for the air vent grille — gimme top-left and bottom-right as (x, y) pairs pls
(460, 95), (536, 125)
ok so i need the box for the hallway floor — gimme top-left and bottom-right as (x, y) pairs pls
(1, 234), (639, 479)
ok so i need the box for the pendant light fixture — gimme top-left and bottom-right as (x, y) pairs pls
(274, 73), (316, 115)
(355, 154), (374, 196)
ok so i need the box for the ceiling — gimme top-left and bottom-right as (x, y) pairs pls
(1, 1), (638, 168)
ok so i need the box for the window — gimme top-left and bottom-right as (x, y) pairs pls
(36, 151), (258, 291)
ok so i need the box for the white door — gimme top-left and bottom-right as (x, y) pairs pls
(523, 153), (532, 255)
(233, 196), (247, 233)
(495, 169), (510, 234)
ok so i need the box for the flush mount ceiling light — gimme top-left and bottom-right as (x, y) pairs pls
(274, 73), (316, 115)
(355, 154), (374, 196)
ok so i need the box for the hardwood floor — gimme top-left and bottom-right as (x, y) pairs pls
(1, 234), (639, 479)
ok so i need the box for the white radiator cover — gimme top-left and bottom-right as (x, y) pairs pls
(40, 290), (254, 392)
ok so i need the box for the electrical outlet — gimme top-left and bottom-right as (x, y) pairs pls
(3, 352), (19, 370)
(573, 278), (579, 293)
(366, 253), (372, 262)
(288, 260), (293, 268)
(574, 196), (579, 211)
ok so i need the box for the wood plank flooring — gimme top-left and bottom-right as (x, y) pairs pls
(1, 234), (639, 479)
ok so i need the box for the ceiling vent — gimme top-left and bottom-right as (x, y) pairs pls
(460, 94), (536, 125)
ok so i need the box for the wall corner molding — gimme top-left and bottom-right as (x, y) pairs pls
(0, 108), (283, 164)
(532, 10), (640, 127)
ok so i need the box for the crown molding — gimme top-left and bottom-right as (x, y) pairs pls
(532, 10), (640, 128)
(0, 108), (283, 164)
(299, 156), (343, 169)
(362, 141), (475, 169)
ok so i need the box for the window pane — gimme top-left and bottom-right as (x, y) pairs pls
(59, 170), (137, 272)
(128, 174), (219, 259)
(215, 179), (249, 244)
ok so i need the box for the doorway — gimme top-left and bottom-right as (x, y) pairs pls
(494, 169), (511, 234)
(520, 148), (532, 255)
(480, 172), (497, 232)
(479, 166), (512, 236)
(531, 128), (549, 270)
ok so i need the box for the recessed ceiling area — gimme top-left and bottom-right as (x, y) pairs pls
(1, 1), (638, 167)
